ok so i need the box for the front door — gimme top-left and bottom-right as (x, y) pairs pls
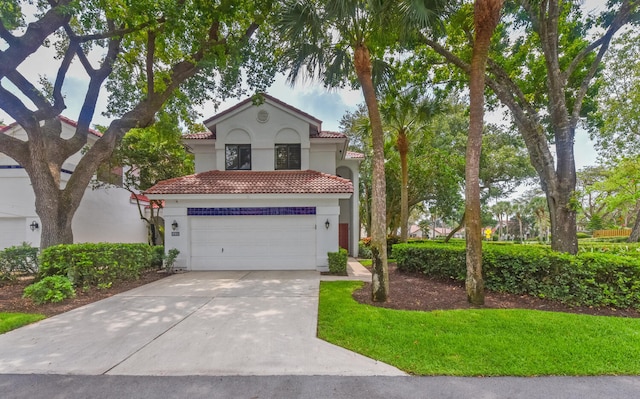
(339, 223), (349, 251)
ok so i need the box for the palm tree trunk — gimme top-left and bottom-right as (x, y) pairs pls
(354, 43), (388, 302)
(399, 131), (409, 242)
(465, 0), (503, 306)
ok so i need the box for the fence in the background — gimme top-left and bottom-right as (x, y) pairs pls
(593, 229), (632, 238)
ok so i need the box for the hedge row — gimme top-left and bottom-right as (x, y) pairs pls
(39, 243), (162, 289)
(394, 242), (640, 310)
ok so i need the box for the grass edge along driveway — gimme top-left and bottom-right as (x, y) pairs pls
(318, 281), (640, 376)
(0, 312), (45, 334)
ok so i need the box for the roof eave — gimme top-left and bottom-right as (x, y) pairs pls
(146, 192), (352, 201)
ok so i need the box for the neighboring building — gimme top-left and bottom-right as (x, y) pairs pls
(409, 224), (423, 238)
(0, 117), (148, 249)
(146, 94), (362, 271)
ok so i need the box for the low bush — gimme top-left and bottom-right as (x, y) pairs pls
(39, 243), (158, 289)
(358, 241), (372, 259)
(0, 243), (39, 281)
(394, 241), (640, 310)
(328, 248), (348, 275)
(151, 246), (165, 268)
(23, 275), (75, 304)
(359, 236), (402, 258)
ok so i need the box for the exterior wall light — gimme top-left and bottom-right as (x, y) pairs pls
(171, 220), (179, 231)
(30, 221), (39, 231)
(325, 219), (330, 229)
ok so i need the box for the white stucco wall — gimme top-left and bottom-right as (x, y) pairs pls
(73, 187), (148, 244)
(205, 102), (315, 172)
(0, 169), (147, 250)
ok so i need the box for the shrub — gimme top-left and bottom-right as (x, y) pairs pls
(0, 243), (39, 281)
(163, 248), (180, 273)
(359, 236), (400, 258)
(151, 246), (165, 268)
(39, 243), (156, 289)
(328, 248), (348, 275)
(23, 275), (75, 304)
(358, 241), (372, 258)
(393, 241), (640, 310)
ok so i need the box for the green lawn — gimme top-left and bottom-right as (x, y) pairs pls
(0, 312), (45, 334)
(318, 281), (640, 376)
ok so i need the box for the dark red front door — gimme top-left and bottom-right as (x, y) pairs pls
(339, 223), (349, 251)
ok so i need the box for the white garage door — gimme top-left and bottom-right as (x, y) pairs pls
(190, 215), (316, 270)
(0, 218), (25, 250)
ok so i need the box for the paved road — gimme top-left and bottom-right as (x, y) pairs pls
(2, 374), (640, 399)
(0, 271), (401, 376)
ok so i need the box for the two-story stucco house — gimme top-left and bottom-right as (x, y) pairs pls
(146, 94), (362, 271)
(0, 117), (148, 249)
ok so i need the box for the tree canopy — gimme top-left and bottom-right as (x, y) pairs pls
(0, 0), (277, 248)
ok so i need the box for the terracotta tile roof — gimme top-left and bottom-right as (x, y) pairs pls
(145, 170), (353, 195)
(203, 93), (322, 127)
(346, 151), (365, 159)
(0, 116), (102, 137)
(183, 131), (215, 140)
(182, 130), (346, 141)
(313, 130), (346, 139)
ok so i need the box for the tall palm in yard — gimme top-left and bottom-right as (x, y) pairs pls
(277, 0), (444, 302)
(465, 0), (504, 305)
(381, 88), (439, 242)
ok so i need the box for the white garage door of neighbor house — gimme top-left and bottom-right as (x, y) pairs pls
(190, 215), (317, 270)
(0, 218), (25, 249)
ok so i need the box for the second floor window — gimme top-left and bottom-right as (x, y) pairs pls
(226, 144), (251, 170)
(275, 144), (301, 170)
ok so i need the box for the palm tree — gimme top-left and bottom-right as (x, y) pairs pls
(277, 0), (444, 302)
(381, 88), (440, 242)
(465, 0), (504, 306)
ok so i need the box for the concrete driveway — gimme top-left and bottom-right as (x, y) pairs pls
(0, 271), (404, 376)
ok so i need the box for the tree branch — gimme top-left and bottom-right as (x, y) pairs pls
(5, 70), (50, 110)
(570, 0), (636, 126)
(146, 30), (156, 100)
(0, 1), (73, 79)
(0, 127), (29, 165)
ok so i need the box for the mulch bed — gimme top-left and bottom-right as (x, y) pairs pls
(3, 264), (639, 319)
(0, 269), (169, 317)
(352, 264), (640, 318)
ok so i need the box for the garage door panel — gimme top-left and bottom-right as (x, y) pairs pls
(189, 215), (316, 270)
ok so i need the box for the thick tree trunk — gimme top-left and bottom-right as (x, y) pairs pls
(399, 131), (409, 243)
(627, 206), (640, 242)
(465, 0), (503, 306)
(354, 43), (388, 302)
(546, 185), (578, 252)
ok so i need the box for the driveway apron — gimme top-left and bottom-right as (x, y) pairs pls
(0, 271), (404, 376)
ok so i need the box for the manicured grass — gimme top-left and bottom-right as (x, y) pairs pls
(318, 281), (640, 376)
(358, 259), (395, 267)
(0, 312), (45, 334)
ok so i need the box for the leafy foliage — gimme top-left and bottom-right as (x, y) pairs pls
(394, 241), (640, 309)
(23, 276), (76, 305)
(39, 243), (158, 290)
(0, 243), (38, 281)
(327, 248), (348, 275)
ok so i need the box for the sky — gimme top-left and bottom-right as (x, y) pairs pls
(0, 1), (607, 170)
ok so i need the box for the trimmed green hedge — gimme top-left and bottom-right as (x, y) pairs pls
(39, 243), (159, 289)
(328, 248), (348, 275)
(394, 242), (640, 310)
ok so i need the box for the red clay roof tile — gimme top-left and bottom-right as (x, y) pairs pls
(145, 170), (353, 195)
